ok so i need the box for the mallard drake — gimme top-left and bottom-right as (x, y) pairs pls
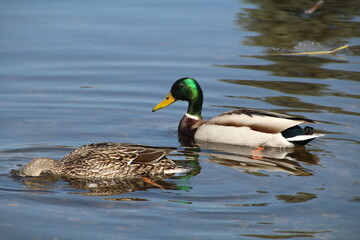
(152, 77), (323, 148)
(17, 143), (187, 178)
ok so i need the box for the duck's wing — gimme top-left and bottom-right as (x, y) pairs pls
(123, 144), (176, 164)
(63, 143), (175, 165)
(206, 109), (316, 134)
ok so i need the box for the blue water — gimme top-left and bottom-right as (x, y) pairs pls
(1, 0), (359, 239)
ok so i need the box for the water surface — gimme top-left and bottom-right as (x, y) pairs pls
(1, 0), (359, 239)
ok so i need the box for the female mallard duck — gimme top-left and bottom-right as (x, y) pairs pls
(152, 77), (323, 148)
(17, 143), (186, 178)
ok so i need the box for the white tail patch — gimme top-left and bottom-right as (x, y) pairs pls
(286, 134), (324, 142)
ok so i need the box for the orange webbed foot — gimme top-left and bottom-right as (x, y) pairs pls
(141, 177), (165, 190)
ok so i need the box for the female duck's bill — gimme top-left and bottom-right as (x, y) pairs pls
(152, 77), (323, 148)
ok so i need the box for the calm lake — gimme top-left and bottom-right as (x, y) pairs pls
(1, 0), (359, 239)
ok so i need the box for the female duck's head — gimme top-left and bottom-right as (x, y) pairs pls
(152, 77), (203, 117)
(17, 158), (59, 177)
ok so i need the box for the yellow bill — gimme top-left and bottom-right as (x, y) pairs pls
(152, 92), (176, 112)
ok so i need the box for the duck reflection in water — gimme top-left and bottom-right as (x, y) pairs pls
(179, 136), (320, 176)
(16, 175), (181, 196)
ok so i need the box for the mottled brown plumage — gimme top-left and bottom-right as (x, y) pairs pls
(17, 143), (186, 179)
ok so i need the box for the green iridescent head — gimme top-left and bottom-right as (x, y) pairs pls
(152, 77), (204, 117)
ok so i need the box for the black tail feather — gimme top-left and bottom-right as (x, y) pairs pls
(282, 126), (315, 146)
